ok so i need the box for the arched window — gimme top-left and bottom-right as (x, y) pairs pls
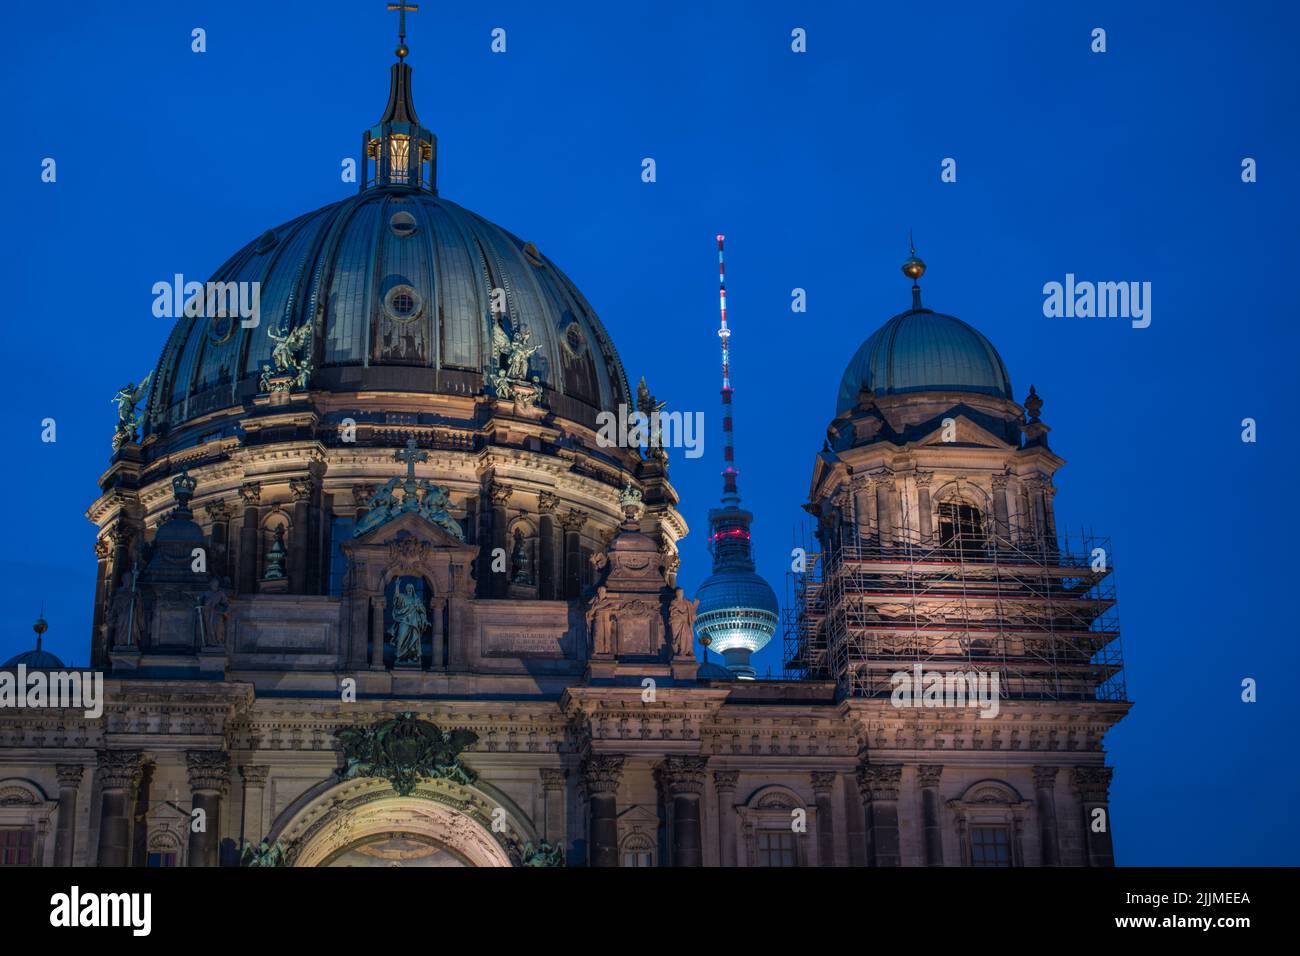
(938, 501), (985, 557)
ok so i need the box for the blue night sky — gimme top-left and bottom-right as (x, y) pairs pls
(1, 1), (1296, 865)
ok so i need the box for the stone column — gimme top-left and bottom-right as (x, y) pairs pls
(656, 757), (707, 868)
(538, 492), (559, 600)
(540, 769), (566, 846)
(203, 501), (232, 582)
(1027, 476), (1048, 548)
(53, 764), (84, 866)
(581, 755), (623, 867)
(289, 478), (314, 593)
(370, 596), (387, 670)
(857, 764), (903, 866)
(489, 482), (512, 598)
(1072, 766), (1116, 867)
(95, 750), (142, 867)
(92, 537), (112, 667)
(561, 510), (587, 600)
(1042, 483), (1059, 553)
(239, 765), (270, 846)
(1032, 766), (1061, 866)
(811, 771), (837, 866)
(851, 478), (873, 546)
(917, 765), (945, 866)
(915, 471), (934, 546)
(873, 472), (894, 550)
(991, 473), (1011, 546)
(186, 751), (229, 867)
(237, 483), (261, 594)
(713, 770), (739, 867)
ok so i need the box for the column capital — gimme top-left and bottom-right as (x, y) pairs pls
(56, 764), (85, 788)
(352, 483), (376, 508)
(916, 764), (944, 789)
(991, 472), (1010, 491)
(870, 469), (895, 488)
(538, 491), (560, 514)
(914, 470), (934, 488)
(559, 509), (588, 533)
(94, 536), (111, 559)
(1070, 765), (1113, 802)
(239, 764), (270, 787)
(810, 771), (837, 794)
(489, 482), (514, 506)
(203, 500), (231, 522)
(856, 763), (903, 802)
(186, 750), (231, 794)
(656, 756), (708, 797)
(290, 477), (316, 501)
(580, 754), (624, 794)
(1032, 765), (1060, 789)
(96, 750), (143, 791)
(713, 769), (740, 792)
(539, 768), (566, 790)
(238, 482), (261, 506)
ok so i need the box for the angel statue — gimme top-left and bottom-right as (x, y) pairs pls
(260, 322), (313, 392)
(505, 326), (539, 380)
(111, 372), (152, 449)
(636, 376), (668, 461)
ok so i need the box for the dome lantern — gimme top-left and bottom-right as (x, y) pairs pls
(362, 3), (437, 192)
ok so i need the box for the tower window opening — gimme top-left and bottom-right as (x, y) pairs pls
(388, 134), (411, 183)
(938, 502), (985, 557)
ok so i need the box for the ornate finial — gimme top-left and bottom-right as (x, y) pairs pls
(172, 469), (197, 515)
(33, 608), (48, 651)
(618, 483), (645, 526)
(902, 233), (926, 309)
(1024, 385), (1043, 422)
(387, 2), (418, 60)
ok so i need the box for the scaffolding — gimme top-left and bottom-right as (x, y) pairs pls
(784, 520), (1125, 703)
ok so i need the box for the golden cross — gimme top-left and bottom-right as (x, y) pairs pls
(387, 2), (419, 47)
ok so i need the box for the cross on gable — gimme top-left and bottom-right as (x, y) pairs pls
(395, 437), (429, 479)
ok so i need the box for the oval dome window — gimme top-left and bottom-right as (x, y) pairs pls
(390, 211), (417, 238)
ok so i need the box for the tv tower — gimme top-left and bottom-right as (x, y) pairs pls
(692, 235), (779, 679)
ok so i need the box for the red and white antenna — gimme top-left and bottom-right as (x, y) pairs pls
(717, 234), (739, 504)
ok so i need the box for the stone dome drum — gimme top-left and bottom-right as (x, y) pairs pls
(145, 187), (631, 442)
(836, 307), (1013, 414)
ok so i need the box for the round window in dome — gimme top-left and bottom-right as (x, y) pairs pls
(389, 211), (417, 238)
(384, 284), (423, 322)
(208, 314), (236, 345)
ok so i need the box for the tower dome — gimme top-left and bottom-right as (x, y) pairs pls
(835, 249), (1011, 414)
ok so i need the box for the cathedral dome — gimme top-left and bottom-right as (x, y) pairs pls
(145, 187), (630, 440)
(836, 307), (1013, 415)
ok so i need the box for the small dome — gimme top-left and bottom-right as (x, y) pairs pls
(837, 308), (1012, 414)
(3, 645), (65, 669)
(696, 660), (737, 682)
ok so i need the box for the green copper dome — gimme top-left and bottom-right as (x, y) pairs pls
(836, 307), (1013, 414)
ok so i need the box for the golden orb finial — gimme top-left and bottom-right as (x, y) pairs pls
(33, 609), (47, 638)
(396, 43), (409, 59)
(902, 232), (926, 281)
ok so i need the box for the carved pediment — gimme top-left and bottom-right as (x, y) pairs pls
(916, 415), (1012, 450)
(350, 509), (471, 552)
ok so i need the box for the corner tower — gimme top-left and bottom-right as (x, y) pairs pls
(692, 236), (779, 679)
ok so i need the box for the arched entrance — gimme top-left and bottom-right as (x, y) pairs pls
(272, 777), (527, 868)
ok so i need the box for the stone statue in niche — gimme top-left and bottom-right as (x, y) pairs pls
(387, 579), (429, 665)
(667, 588), (699, 657)
(196, 577), (231, 647)
(511, 528), (533, 585)
(585, 586), (615, 657)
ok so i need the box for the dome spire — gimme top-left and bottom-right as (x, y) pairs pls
(363, 4), (437, 192)
(902, 232), (926, 310)
(388, 2), (417, 60)
(33, 606), (47, 653)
